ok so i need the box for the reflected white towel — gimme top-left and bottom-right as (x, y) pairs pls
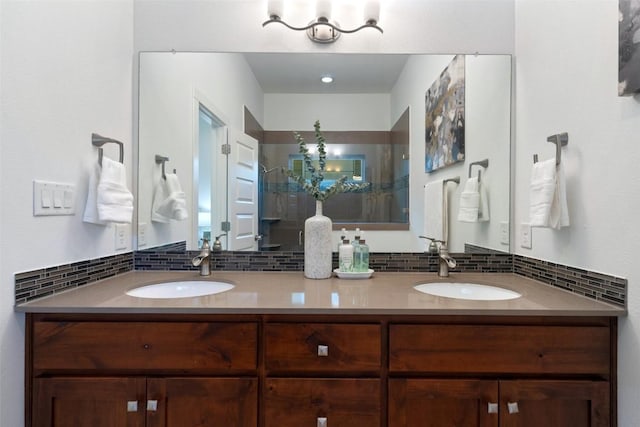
(96, 158), (134, 223)
(82, 163), (106, 225)
(424, 180), (444, 241)
(458, 177), (480, 222)
(529, 158), (569, 229)
(152, 173), (188, 222)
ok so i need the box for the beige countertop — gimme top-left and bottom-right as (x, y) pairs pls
(15, 271), (625, 316)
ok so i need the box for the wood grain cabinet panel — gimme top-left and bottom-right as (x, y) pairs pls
(389, 379), (499, 427)
(264, 323), (381, 373)
(264, 378), (381, 427)
(146, 377), (258, 427)
(33, 321), (258, 373)
(499, 380), (610, 427)
(389, 324), (610, 375)
(33, 377), (147, 427)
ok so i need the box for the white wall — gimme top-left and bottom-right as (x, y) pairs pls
(514, 0), (640, 424)
(0, 1), (134, 425)
(264, 93), (391, 131)
(134, 0), (515, 54)
(138, 52), (263, 249)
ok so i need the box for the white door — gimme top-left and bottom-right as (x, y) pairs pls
(227, 129), (259, 251)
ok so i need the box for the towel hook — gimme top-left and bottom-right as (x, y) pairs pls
(533, 132), (569, 165)
(92, 133), (124, 166)
(155, 155), (170, 180)
(468, 159), (489, 183)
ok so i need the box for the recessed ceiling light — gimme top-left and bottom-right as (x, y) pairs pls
(321, 76), (334, 83)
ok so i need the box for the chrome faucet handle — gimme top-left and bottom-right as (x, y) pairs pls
(419, 236), (443, 254)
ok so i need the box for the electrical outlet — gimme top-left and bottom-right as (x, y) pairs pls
(500, 221), (509, 245)
(115, 224), (128, 250)
(138, 223), (147, 247)
(520, 223), (532, 249)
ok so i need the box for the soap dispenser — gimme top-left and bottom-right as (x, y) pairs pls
(354, 231), (369, 272)
(339, 238), (354, 272)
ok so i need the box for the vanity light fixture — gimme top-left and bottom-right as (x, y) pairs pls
(263, 0), (383, 44)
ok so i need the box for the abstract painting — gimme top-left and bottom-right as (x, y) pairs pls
(425, 55), (465, 172)
(619, 0), (640, 95)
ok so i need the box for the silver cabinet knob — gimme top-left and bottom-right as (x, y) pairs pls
(255, 234), (263, 241)
(507, 401), (519, 414)
(146, 400), (158, 411)
(127, 401), (138, 412)
(487, 402), (498, 414)
(317, 345), (329, 356)
(317, 417), (327, 427)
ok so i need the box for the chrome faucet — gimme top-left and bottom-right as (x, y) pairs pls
(419, 236), (457, 277)
(192, 238), (211, 276)
(436, 242), (457, 277)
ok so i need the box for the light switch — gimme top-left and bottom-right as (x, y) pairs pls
(41, 189), (52, 208)
(63, 190), (73, 208)
(53, 190), (63, 208)
(34, 180), (75, 216)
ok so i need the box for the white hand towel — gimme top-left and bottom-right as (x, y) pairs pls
(96, 157), (134, 223)
(478, 180), (490, 222)
(529, 158), (556, 227)
(549, 162), (569, 229)
(424, 180), (444, 241)
(152, 173), (188, 222)
(82, 163), (106, 225)
(529, 158), (569, 229)
(457, 177), (480, 222)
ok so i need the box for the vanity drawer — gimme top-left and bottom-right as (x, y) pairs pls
(264, 378), (381, 427)
(264, 323), (381, 373)
(389, 324), (610, 375)
(33, 321), (258, 373)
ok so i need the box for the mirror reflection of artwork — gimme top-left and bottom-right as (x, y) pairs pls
(425, 54), (465, 172)
(619, 0), (640, 95)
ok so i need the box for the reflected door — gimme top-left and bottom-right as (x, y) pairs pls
(228, 129), (259, 251)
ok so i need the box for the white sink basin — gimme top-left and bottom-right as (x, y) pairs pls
(414, 282), (521, 301)
(126, 281), (234, 299)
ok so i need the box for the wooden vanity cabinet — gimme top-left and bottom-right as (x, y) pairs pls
(27, 316), (259, 427)
(263, 322), (382, 426)
(25, 314), (617, 427)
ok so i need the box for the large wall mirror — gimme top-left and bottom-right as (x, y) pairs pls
(138, 52), (511, 253)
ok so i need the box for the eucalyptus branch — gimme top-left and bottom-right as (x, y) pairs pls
(284, 120), (370, 202)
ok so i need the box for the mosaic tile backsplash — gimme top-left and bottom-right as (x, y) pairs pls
(16, 247), (627, 308)
(14, 253), (133, 304)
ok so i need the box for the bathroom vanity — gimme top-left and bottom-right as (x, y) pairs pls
(19, 271), (622, 427)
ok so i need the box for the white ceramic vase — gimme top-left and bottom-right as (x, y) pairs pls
(304, 200), (333, 279)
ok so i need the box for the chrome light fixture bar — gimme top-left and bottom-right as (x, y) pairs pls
(263, 1), (383, 44)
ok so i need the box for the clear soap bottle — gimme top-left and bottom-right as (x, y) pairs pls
(337, 228), (347, 253)
(339, 239), (354, 273)
(354, 231), (370, 272)
(351, 227), (361, 258)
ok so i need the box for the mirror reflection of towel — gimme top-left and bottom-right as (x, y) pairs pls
(152, 173), (188, 223)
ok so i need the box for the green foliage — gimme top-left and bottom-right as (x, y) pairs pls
(283, 120), (370, 202)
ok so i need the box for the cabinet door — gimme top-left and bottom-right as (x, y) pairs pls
(33, 377), (146, 427)
(499, 380), (610, 427)
(146, 377), (258, 427)
(389, 379), (499, 427)
(264, 378), (380, 427)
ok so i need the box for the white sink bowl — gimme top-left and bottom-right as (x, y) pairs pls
(414, 282), (521, 301)
(126, 281), (234, 299)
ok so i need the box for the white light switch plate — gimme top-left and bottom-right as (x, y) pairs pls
(138, 223), (148, 247)
(500, 221), (509, 245)
(115, 223), (128, 250)
(33, 180), (75, 216)
(520, 223), (532, 249)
